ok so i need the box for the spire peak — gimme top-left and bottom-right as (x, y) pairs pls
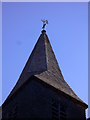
(41, 30), (46, 34)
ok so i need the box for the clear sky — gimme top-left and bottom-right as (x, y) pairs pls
(2, 2), (88, 118)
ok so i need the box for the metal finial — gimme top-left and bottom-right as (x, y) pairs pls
(41, 19), (48, 30)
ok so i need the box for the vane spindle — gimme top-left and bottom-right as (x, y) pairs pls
(41, 19), (48, 30)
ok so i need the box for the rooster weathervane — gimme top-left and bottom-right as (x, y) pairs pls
(41, 19), (48, 30)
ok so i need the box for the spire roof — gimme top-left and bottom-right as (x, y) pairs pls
(4, 30), (88, 109)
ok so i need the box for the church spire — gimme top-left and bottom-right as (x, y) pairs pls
(6, 29), (88, 109)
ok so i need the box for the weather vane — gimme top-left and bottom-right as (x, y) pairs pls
(41, 19), (48, 30)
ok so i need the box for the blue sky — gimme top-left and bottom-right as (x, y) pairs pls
(2, 2), (88, 117)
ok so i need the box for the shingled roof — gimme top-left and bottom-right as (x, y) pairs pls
(4, 30), (88, 109)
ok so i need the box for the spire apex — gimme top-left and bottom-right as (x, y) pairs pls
(41, 30), (46, 34)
